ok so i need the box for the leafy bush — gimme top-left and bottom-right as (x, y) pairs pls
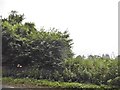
(107, 77), (120, 86)
(62, 57), (118, 86)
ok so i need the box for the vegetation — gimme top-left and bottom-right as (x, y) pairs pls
(2, 10), (73, 74)
(2, 77), (116, 89)
(2, 11), (120, 88)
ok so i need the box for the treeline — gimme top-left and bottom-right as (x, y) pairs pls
(2, 11), (120, 87)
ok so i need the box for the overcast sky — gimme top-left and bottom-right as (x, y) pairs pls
(0, 0), (119, 57)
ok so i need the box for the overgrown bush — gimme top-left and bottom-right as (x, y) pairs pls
(107, 77), (120, 86)
(62, 56), (119, 86)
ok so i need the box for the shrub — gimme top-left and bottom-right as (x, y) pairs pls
(107, 77), (120, 86)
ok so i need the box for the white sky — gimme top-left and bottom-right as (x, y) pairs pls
(0, 0), (119, 57)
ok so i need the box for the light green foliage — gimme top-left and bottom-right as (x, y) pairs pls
(3, 77), (114, 89)
(62, 56), (119, 86)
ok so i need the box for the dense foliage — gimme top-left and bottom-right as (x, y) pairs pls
(2, 11), (73, 70)
(2, 11), (120, 87)
(62, 56), (119, 86)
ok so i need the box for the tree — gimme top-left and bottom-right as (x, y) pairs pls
(2, 11), (74, 72)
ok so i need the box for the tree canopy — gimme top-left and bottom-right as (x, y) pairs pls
(2, 11), (74, 71)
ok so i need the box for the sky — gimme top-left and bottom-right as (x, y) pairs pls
(0, 0), (119, 57)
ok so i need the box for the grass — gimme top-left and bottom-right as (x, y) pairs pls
(2, 77), (119, 89)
